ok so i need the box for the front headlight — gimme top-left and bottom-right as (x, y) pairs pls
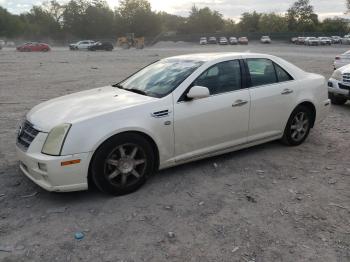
(42, 123), (71, 156)
(331, 70), (342, 81)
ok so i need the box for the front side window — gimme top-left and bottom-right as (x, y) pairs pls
(118, 59), (204, 98)
(192, 60), (242, 95)
(247, 58), (277, 87)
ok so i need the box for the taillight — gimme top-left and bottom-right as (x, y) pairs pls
(335, 56), (340, 60)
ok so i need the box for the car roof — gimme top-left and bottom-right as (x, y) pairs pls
(164, 52), (272, 62)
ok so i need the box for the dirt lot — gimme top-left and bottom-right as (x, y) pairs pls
(0, 42), (349, 262)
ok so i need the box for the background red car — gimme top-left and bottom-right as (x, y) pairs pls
(17, 42), (51, 52)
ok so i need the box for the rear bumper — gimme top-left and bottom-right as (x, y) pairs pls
(315, 98), (331, 125)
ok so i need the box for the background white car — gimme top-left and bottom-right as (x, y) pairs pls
(333, 50), (350, 69)
(229, 37), (238, 45)
(305, 37), (319, 46)
(199, 37), (207, 45)
(331, 36), (342, 44)
(318, 37), (332, 45)
(328, 65), (350, 105)
(219, 37), (228, 45)
(208, 37), (217, 44)
(69, 40), (95, 50)
(260, 36), (271, 44)
(16, 53), (330, 195)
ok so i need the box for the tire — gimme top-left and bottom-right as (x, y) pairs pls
(91, 133), (155, 196)
(329, 93), (347, 105)
(281, 105), (312, 146)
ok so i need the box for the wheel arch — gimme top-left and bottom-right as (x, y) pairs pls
(87, 130), (160, 187)
(294, 101), (317, 128)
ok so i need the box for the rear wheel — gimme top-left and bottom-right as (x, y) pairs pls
(329, 93), (347, 105)
(91, 133), (155, 195)
(282, 105), (312, 146)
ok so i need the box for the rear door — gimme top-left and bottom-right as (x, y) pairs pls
(246, 57), (297, 142)
(173, 59), (250, 162)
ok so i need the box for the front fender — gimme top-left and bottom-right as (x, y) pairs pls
(61, 97), (175, 167)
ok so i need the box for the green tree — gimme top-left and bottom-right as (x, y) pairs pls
(321, 18), (349, 34)
(179, 5), (224, 34)
(62, 0), (89, 37)
(259, 13), (288, 33)
(82, 0), (114, 38)
(158, 12), (185, 32)
(117, 0), (161, 36)
(20, 5), (61, 39)
(287, 0), (318, 32)
(43, 0), (65, 24)
(0, 7), (24, 37)
(239, 11), (262, 32)
(223, 19), (238, 34)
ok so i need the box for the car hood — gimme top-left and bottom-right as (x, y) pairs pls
(336, 64), (350, 73)
(27, 86), (157, 132)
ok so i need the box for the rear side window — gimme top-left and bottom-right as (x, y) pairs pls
(193, 60), (242, 95)
(274, 63), (293, 82)
(247, 58), (277, 87)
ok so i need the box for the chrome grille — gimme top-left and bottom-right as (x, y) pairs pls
(342, 73), (350, 84)
(16, 121), (39, 151)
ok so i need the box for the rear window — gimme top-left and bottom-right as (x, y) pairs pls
(274, 63), (293, 82)
(247, 58), (277, 87)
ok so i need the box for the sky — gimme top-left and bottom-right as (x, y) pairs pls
(1, 0), (348, 21)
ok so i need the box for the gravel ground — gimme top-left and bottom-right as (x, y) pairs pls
(0, 42), (349, 262)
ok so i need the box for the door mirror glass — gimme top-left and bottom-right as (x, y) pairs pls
(187, 86), (210, 99)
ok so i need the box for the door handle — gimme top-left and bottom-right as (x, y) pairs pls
(232, 99), (248, 107)
(281, 89), (294, 95)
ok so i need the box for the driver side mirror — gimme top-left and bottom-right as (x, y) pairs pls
(186, 86), (210, 100)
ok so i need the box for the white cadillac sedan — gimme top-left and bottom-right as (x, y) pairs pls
(16, 53), (330, 195)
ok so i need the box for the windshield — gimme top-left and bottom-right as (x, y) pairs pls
(117, 59), (204, 98)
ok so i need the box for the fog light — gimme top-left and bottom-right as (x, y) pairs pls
(38, 163), (47, 172)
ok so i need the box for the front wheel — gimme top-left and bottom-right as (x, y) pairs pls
(282, 105), (312, 146)
(91, 133), (155, 195)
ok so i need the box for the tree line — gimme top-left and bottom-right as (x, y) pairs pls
(0, 0), (349, 41)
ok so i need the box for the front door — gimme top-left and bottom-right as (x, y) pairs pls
(173, 60), (250, 162)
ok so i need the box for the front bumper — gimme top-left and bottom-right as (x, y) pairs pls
(16, 132), (92, 192)
(328, 78), (350, 98)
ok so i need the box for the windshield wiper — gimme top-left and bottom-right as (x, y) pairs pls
(125, 88), (148, 96)
(113, 83), (125, 89)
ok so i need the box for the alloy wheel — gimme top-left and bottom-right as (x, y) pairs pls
(104, 143), (146, 187)
(290, 112), (309, 142)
